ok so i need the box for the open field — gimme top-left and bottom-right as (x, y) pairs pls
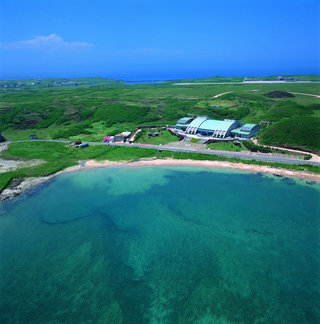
(0, 75), (319, 191)
(0, 142), (157, 192)
(207, 142), (245, 152)
(134, 129), (178, 145)
(1, 80), (319, 149)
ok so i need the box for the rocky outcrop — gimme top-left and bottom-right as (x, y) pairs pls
(0, 177), (51, 202)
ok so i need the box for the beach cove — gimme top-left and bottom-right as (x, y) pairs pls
(0, 164), (319, 323)
(1, 158), (320, 202)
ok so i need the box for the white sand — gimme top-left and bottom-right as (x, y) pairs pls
(1, 158), (319, 203)
(84, 158), (320, 182)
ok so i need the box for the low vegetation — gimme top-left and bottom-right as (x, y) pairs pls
(242, 141), (272, 153)
(0, 142), (157, 192)
(1, 77), (319, 153)
(263, 91), (295, 98)
(1, 141), (319, 193)
(265, 101), (311, 121)
(134, 129), (178, 145)
(206, 141), (243, 152)
(260, 117), (320, 152)
(0, 76), (319, 192)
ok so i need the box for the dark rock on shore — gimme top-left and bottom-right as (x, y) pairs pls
(8, 178), (24, 189)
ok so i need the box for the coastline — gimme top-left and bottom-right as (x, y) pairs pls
(0, 165), (81, 202)
(1, 158), (319, 203)
(84, 158), (320, 181)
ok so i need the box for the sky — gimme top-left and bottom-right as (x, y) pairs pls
(0, 0), (319, 80)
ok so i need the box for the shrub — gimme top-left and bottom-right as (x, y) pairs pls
(260, 117), (320, 152)
(266, 101), (311, 121)
(242, 140), (272, 153)
(134, 130), (143, 141)
(52, 122), (92, 139)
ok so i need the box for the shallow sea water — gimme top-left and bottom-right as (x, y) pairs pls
(0, 167), (319, 324)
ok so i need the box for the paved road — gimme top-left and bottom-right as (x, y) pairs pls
(1, 139), (320, 167)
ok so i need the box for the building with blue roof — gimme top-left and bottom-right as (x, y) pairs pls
(174, 116), (259, 139)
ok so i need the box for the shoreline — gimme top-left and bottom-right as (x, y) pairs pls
(1, 158), (319, 203)
(84, 158), (320, 181)
(0, 165), (81, 202)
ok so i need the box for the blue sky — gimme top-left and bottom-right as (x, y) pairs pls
(0, 0), (319, 80)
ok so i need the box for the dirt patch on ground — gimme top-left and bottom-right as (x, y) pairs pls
(0, 157), (45, 173)
(0, 143), (45, 172)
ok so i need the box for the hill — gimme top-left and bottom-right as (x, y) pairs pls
(0, 76), (319, 152)
(263, 91), (295, 98)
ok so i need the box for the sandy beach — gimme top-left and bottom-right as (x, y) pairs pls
(1, 158), (319, 203)
(83, 158), (320, 181)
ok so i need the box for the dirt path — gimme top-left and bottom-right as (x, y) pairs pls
(267, 145), (320, 162)
(212, 90), (320, 99)
(212, 91), (232, 98)
(0, 143), (45, 173)
(0, 143), (7, 153)
(0, 158), (45, 173)
(290, 92), (320, 99)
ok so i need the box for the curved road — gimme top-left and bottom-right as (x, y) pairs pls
(1, 139), (320, 167)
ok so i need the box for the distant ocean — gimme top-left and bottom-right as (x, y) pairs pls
(1, 67), (319, 81)
(1, 70), (210, 81)
(1, 167), (319, 323)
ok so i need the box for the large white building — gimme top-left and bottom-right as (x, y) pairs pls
(175, 116), (260, 139)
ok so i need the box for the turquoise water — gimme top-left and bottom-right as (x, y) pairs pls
(0, 167), (319, 323)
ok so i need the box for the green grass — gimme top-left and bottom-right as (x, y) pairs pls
(135, 130), (178, 145)
(2, 142), (157, 162)
(1, 141), (320, 194)
(3, 126), (58, 141)
(1, 76), (319, 152)
(195, 99), (239, 109)
(0, 173), (16, 192)
(0, 142), (158, 192)
(260, 117), (320, 152)
(207, 142), (244, 152)
(265, 100), (311, 121)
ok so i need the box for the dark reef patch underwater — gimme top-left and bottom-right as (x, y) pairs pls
(0, 167), (319, 323)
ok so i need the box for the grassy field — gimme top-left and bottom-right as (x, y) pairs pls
(207, 142), (245, 152)
(0, 142), (158, 192)
(1, 142), (320, 193)
(0, 75), (319, 154)
(135, 129), (178, 145)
